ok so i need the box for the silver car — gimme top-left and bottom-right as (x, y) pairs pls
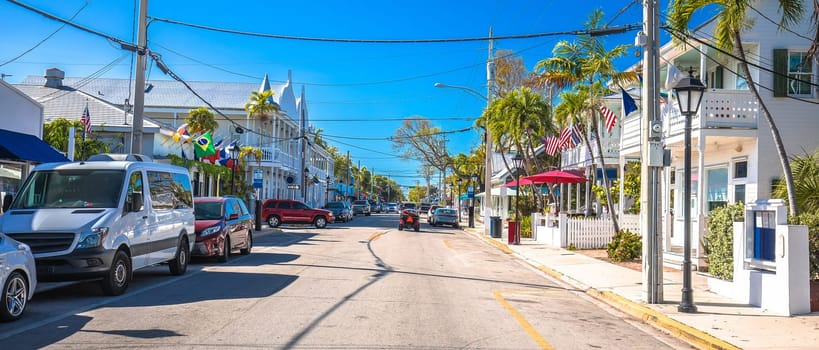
(0, 232), (37, 322)
(430, 208), (459, 228)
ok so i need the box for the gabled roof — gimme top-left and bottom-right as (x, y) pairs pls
(13, 84), (159, 129)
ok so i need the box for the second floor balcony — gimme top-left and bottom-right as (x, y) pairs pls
(561, 135), (620, 169)
(621, 89), (759, 151)
(259, 146), (298, 171)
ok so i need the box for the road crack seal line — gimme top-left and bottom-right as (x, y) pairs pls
(492, 290), (555, 350)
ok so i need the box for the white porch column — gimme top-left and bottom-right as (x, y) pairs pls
(696, 134), (706, 269)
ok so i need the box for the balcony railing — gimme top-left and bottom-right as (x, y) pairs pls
(560, 137), (620, 169)
(621, 89), (759, 150)
(259, 146), (298, 171)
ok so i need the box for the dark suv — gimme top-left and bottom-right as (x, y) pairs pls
(262, 199), (334, 228)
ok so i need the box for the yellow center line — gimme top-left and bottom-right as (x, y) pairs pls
(368, 231), (387, 241)
(443, 239), (455, 250)
(492, 290), (555, 350)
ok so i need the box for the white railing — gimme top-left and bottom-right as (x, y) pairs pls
(259, 146), (298, 170)
(561, 138), (619, 168)
(621, 89), (758, 149)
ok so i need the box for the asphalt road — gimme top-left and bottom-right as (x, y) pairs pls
(0, 212), (690, 349)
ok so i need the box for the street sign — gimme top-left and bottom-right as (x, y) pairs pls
(287, 184), (300, 190)
(253, 169), (263, 189)
(467, 185), (474, 199)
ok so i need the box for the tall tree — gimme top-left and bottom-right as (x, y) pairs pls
(244, 90), (278, 122)
(535, 8), (638, 231)
(43, 118), (109, 160)
(391, 117), (451, 179)
(668, 0), (806, 216)
(185, 107), (218, 134)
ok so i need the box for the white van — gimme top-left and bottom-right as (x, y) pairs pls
(0, 154), (195, 295)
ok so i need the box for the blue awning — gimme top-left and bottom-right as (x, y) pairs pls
(0, 129), (69, 163)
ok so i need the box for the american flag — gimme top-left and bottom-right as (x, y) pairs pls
(558, 127), (572, 149)
(80, 103), (92, 137)
(600, 105), (617, 133)
(543, 136), (559, 156)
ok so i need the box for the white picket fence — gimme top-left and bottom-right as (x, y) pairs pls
(565, 214), (640, 249)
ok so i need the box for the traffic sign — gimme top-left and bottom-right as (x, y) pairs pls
(253, 169), (263, 180)
(287, 184), (300, 190)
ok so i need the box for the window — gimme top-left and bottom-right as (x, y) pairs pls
(735, 184), (746, 204)
(706, 168), (729, 213)
(734, 160), (748, 179)
(277, 201), (292, 209)
(293, 202), (309, 210)
(147, 171), (193, 210)
(788, 51), (813, 96)
(128, 171), (144, 212)
(735, 63), (748, 90)
(674, 170), (699, 220)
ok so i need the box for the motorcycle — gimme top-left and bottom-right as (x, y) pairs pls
(398, 209), (420, 232)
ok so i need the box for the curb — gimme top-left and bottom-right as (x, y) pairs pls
(466, 229), (741, 350)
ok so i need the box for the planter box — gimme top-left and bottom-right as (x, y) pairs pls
(811, 280), (819, 312)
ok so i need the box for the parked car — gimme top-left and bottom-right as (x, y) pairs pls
(419, 203), (431, 216)
(0, 232), (36, 322)
(351, 200), (371, 216)
(324, 201), (352, 223)
(1, 154), (195, 296)
(193, 197), (253, 262)
(427, 205), (441, 218)
(369, 200), (382, 213)
(262, 199), (334, 228)
(401, 202), (417, 211)
(430, 208), (459, 228)
(386, 202), (398, 213)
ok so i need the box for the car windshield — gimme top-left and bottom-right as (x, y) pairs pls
(403, 203), (416, 209)
(353, 201), (367, 205)
(326, 202), (344, 208)
(12, 169), (125, 209)
(194, 201), (223, 220)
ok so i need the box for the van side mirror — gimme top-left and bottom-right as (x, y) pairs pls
(128, 192), (143, 212)
(2, 193), (12, 213)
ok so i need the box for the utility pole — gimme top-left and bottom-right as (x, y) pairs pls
(640, 0), (663, 303)
(371, 167), (375, 200)
(300, 103), (308, 202)
(357, 159), (361, 200)
(346, 150), (351, 201)
(131, 0), (148, 154)
(484, 27), (495, 235)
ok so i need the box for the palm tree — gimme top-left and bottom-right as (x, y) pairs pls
(535, 9), (638, 231)
(772, 149), (819, 214)
(185, 107), (218, 135)
(244, 90), (278, 122)
(668, 0), (805, 216)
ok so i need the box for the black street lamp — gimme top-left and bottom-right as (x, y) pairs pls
(469, 173), (477, 228)
(673, 67), (706, 314)
(456, 178), (463, 223)
(230, 145), (240, 195)
(512, 153), (524, 245)
(326, 176), (331, 205)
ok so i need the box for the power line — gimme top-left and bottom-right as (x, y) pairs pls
(150, 16), (640, 44)
(316, 127), (473, 141)
(0, 1), (89, 67)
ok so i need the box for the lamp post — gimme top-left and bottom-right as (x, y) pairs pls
(512, 153), (524, 245)
(436, 82), (491, 233)
(673, 67), (705, 314)
(326, 176), (331, 205)
(456, 178), (463, 223)
(469, 173), (478, 228)
(230, 145), (240, 195)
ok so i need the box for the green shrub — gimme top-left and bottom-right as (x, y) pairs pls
(521, 215), (532, 238)
(567, 243), (576, 251)
(607, 229), (642, 262)
(703, 203), (745, 280)
(790, 213), (819, 280)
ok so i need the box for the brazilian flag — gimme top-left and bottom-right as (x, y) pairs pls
(194, 131), (216, 158)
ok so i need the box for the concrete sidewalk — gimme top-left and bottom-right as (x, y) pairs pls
(464, 224), (819, 350)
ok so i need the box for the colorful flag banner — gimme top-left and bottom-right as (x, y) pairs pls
(570, 124), (582, 147)
(558, 127), (572, 149)
(665, 62), (686, 90)
(194, 131), (216, 158)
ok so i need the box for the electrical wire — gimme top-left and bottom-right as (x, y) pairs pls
(0, 1), (89, 67)
(151, 41), (263, 80)
(315, 127), (473, 141)
(149, 16), (640, 44)
(7, 0), (133, 47)
(36, 54), (128, 103)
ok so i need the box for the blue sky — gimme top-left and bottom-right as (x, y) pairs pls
(1, 0), (671, 190)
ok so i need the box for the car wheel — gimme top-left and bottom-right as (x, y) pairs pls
(240, 232), (252, 255)
(100, 250), (131, 296)
(268, 215), (281, 228)
(454, 224), (459, 229)
(314, 216), (327, 228)
(0, 271), (28, 322)
(414, 225), (420, 232)
(169, 237), (189, 276)
(218, 236), (230, 263)
(398, 224), (403, 231)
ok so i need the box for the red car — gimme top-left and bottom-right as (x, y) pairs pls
(193, 197), (253, 262)
(262, 199), (334, 228)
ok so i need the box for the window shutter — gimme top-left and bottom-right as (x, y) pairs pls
(715, 66), (724, 89)
(773, 49), (788, 97)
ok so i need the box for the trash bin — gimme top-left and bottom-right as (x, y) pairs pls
(490, 216), (502, 238)
(508, 221), (518, 244)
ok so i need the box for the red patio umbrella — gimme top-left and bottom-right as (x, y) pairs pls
(523, 170), (587, 184)
(502, 178), (536, 187)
